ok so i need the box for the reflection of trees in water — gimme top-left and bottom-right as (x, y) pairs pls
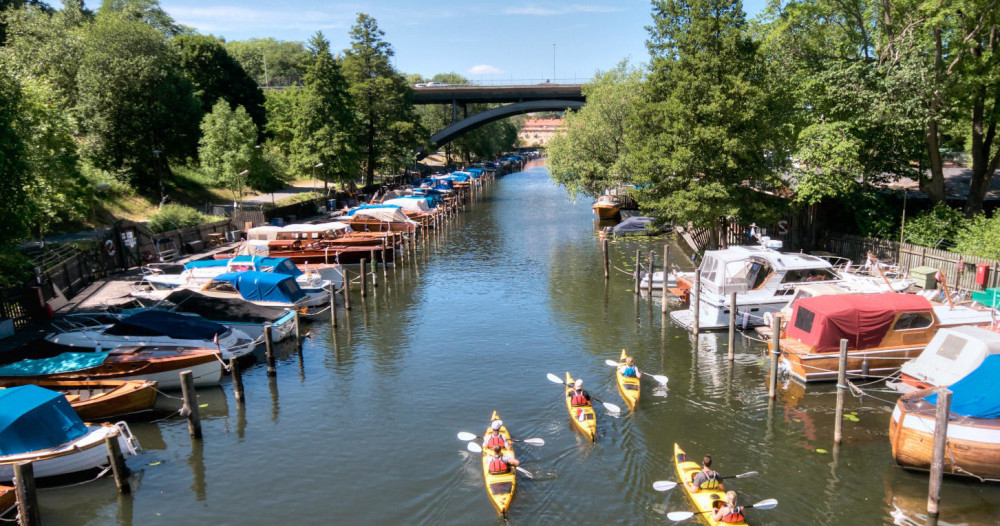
(882, 468), (1000, 526)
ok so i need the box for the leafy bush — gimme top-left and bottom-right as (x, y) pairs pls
(0, 251), (35, 289)
(845, 187), (897, 239)
(903, 203), (963, 248)
(148, 204), (222, 233)
(953, 213), (1000, 260)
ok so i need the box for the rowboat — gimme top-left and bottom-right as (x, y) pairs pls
(615, 349), (640, 410)
(0, 379), (157, 420)
(0, 486), (13, 518)
(480, 411), (516, 516)
(0, 385), (140, 483)
(674, 443), (747, 526)
(564, 372), (596, 441)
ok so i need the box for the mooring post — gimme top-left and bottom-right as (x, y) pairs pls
(834, 338), (849, 444)
(230, 357), (244, 403)
(692, 269), (702, 336)
(179, 370), (202, 438)
(13, 462), (40, 526)
(768, 315), (782, 398)
(369, 249), (377, 288)
(343, 269), (352, 309)
(328, 286), (338, 328)
(634, 248), (641, 295)
(293, 309), (301, 350)
(360, 259), (368, 297)
(661, 244), (670, 314)
(105, 434), (131, 494)
(647, 250), (654, 294)
(264, 322), (276, 376)
(927, 388), (952, 517)
(602, 238), (610, 281)
(728, 291), (737, 361)
(381, 242), (388, 281)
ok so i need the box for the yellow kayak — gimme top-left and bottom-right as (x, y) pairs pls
(674, 443), (747, 526)
(481, 410), (516, 516)
(616, 349), (641, 410)
(564, 372), (596, 441)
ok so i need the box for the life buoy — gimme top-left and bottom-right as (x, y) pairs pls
(104, 239), (116, 257)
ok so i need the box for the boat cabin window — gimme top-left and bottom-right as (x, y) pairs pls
(204, 281), (238, 293)
(893, 311), (934, 331)
(700, 256), (719, 284)
(780, 268), (837, 283)
(736, 261), (773, 289)
(793, 307), (816, 333)
(935, 334), (967, 360)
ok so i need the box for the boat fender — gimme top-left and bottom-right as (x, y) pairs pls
(104, 239), (116, 257)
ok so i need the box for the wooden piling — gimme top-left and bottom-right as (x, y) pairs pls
(647, 250), (654, 294)
(369, 249), (378, 288)
(381, 242), (388, 281)
(692, 269), (702, 336)
(834, 338), (849, 444)
(661, 245), (670, 314)
(13, 462), (40, 526)
(927, 388), (952, 517)
(105, 434), (131, 494)
(602, 238), (610, 281)
(768, 315), (781, 399)
(328, 286), (338, 328)
(343, 269), (351, 309)
(360, 259), (368, 297)
(229, 357), (244, 403)
(727, 291), (737, 361)
(179, 370), (202, 438)
(293, 309), (301, 349)
(264, 322), (276, 376)
(634, 248), (641, 295)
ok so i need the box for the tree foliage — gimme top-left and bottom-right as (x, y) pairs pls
(198, 99), (257, 204)
(903, 203), (963, 248)
(98, 0), (190, 36)
(0, 68), (29, 247)
(225, 38), (309, 87)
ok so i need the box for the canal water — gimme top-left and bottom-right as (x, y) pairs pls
(43, 166), (999, 525)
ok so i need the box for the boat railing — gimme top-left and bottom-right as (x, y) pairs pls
(52, 315), (112, 332)
(114, 422), (142, 455)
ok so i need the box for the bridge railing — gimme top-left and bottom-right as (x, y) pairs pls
(414, 78), (588, 87)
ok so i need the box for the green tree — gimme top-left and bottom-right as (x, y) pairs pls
(76, 12), (201, 191)
(198, 99), (257, 205)
(0, 0), (50, 44)
(954, 213), (1000, 260)
(292, 32), (357, 194)
(225, 38), (309, 87)
(0, 68), (29, 246)
(549, 62), (644, 197)
(342, 13), (423, 185)
(169, 34), (266, 130)
(903, 203), (963, 248)
(263, 86), (303, 161)
(98, 0), (190, 36)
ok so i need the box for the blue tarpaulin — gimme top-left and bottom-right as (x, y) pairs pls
(229, 255), (302, 277)
(0, 352), (112, 377)
(927, 354), (1000, 418)
(343, 204), (402, 217)
(183, 259), (227, 270)
(105, 310), (228, 340)
(0, 385), (88, 456)
(212, 271), (306, 304)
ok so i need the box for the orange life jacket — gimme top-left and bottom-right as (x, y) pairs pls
(488, 456), (509, 474)
(718, 505), (745, 523)
(485, 434), (506, 449)
(570, 389), (589, 406)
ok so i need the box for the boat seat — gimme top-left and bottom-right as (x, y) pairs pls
(63, 394), (81, 402)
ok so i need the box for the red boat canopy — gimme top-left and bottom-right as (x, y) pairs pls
(785, 293), (933, 352)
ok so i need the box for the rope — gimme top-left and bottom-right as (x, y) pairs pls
(48, 465), (113, 488)
(150, 386), (182, 400)
(845, 380), (897, 404)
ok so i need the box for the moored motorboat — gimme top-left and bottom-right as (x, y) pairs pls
(564, 372), (596, 441)
(890, 355), (1000, 480)
(0, 379), (157, 420)
(894, 326), (1000, 392)
(615, 349), (641, 410)
(674, 443), (748, 526)
(592, 194), (621, 220)
(0, 385), (140, 483)
(0, 346), (224, 389)
(140, 255), (329, 291)
(480, 411), (516, 516)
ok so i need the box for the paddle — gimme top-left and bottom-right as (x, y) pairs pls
(456, 431), (545, 446)
(603, 359), (669, 386)
(652, 471), (759, 491)
(545, 373), (622, 414)
(465, 442), (534, 479)
(665, 498), (778, 522)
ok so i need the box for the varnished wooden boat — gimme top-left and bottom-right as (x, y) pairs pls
(592, 195), (620, 220)
(0, 486), (13, 519)
(0, 379), (157, 420)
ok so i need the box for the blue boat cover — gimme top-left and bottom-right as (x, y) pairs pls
(927, 354), (1000, 418)
(0, 352), (112, 377)
(183, 259), (227, 270)
(212, 271), (306, 303)
(343, 204), (402, 217)
(106, 310), (228, 340)
(229, 255), (302, 277)
(0, 385), (88, 456)
(401, 195), (439, 208)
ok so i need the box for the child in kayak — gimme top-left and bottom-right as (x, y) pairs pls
(712, 491), (745, 523)
(487, 445), (520, 474)
(619, 355), (641, 378)
(685, 454), (724, 492)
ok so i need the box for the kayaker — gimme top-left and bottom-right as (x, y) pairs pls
(567, 379), (592, 407)
(619, 356), (641, 379)
(685, 454), (724, 492)
(712, 491), (745, 523)
(483, 420), (509, 449)
(487, 445), (520, 474)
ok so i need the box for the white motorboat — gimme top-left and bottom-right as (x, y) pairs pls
(139, 255), (331, 291)
(0, 385), (141, 482)
(132, 271), (329, 310)
(668, 240), (913, 330)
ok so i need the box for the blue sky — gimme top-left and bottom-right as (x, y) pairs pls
(124, 0), (767, 81)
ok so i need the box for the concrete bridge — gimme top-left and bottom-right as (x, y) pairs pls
(412, 84), (585, 155)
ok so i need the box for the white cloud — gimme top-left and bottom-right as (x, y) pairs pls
(502, 4), (622, 16)
(166, 5), (353, 33)
(467, 64), (505, 75)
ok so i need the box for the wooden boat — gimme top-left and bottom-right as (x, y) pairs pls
(615, 349), (641, 410)
(776, 293), (993, 382)
(480, 411), (516, 517)
(890, 357), (1000, 480)
(0, 346), (224, 389)
(895, 326), (1000, 392)
(0, 385), (141, 483)
(0, 485), (13, 518)
(674, 443), (747, 526)
(592, 194), (620, 220)
(564, 372), (596, 441)
(0, 379), (157, 420)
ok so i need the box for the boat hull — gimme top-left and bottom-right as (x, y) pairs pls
(481, 411), (516, 516)
(890, 396), (1000, 479)
(779, 345), (924, 383)
(674, 443), (747, 526)
(592, 204), (620, 220)
(616, 350), (640, 411)
(0, 380), (158, 420)
(0, 423), (138, 483)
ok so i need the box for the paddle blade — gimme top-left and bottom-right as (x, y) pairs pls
(521, 438), (545, 446)
(546, 373), (564, 384)
(456, 431), (477, 441)
(466, 442), (483, 453)
(751, 498), (778, 510)
(515, 466), (534, 479)
(602, 401), (622, 414)
(605, 359), (619, 367)
(735, 471), (759, 479)
(652, 480), (677, 491)
(651, 374), (669, 385)
(666, 511), (695, 521)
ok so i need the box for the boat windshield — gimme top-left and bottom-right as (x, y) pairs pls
(780, 268), (838, 283)
(734, 261), (773, 290)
